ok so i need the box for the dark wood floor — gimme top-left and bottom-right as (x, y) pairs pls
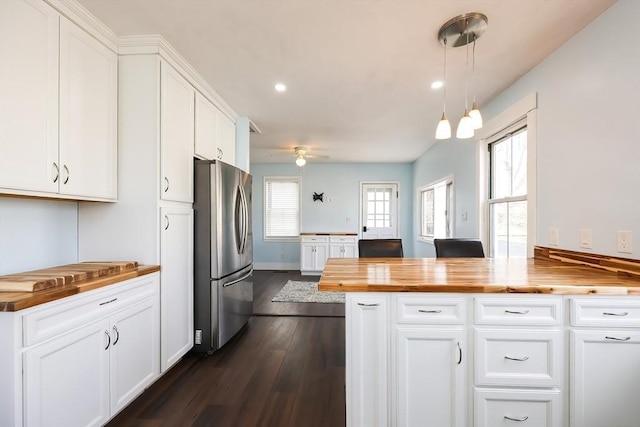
(107, 270), (346, 427)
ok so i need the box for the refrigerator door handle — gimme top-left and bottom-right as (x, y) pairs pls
(222, 268), (253, 288)
(240, 184), (249, 254)
(235, 184), (244, 254)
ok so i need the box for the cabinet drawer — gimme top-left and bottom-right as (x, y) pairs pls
(475, 297), (562, 326)
(23, 274), (159, 347)
(300, 235), (329, 243)
(395, 295), (465, 325)
(475, 329), (562, 387)
(475, 388), (561, 427)
(570, 297), (640, 327)
(329, 236), (357, 243)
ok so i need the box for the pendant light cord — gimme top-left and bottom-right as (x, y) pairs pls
(472, 39), (477, 104)
(464, 30), (469, 111)
(443, 38), (447, 114)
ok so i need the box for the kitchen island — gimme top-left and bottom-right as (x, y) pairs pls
(318, 250), (640, 427)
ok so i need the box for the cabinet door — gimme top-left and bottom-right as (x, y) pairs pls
(109, 296), (160, 414)
(160, 62), (194, 203)
(23, 318), (110, 427)
(0, 0), (59, 193)
(395, 328), (466, 427)
(346, 294), (389, 427)
(571, 330), (640, 427)
(343, 243), (358, 258)
(329, 244), (344, 258)
(59, 17), (117, 200)
(300, 243), (316, 272)
(160, 206), (194, 371)
(217, 111), (236, 165)
(315, 243), (328, 270)
(194, 92), (217, 160)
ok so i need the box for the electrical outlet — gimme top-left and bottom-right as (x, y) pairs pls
(195, 330), (202, 345)
(617, 231), (633, 254)
(549, 228), (559, 246)
(461, 211), (468, 221)
(580, 229), (592, 249)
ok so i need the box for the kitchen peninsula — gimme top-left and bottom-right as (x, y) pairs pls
(318, 248), (640, 427)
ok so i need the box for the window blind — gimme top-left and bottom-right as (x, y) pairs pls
(264, 178), (300, 238)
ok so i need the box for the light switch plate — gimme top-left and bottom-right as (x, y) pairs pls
(617, 231), (632, 254)
(549, 228), (559, 246)
(580, 229), (592, 249)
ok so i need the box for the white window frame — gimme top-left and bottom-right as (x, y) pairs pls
(263, 176), (301, 242)
(477, 93), (537, 258)
(417, 175), (453, 243)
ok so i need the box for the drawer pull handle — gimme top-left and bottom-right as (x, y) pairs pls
(504, 309), (529, 315)
(99, 298), (118, 306)
(603, 311), (629, 316)
(104, 330), (111, 350)
(418, 309), (442, 314)
(164, 177), (170, 193)
(505, 355), (530, 361)
(504, 415), (528, 422)
(357, 303), (380, 307)
(52, 162), (59, 183)
(63, 165), (70, 184)
(605, 336), (631, 341)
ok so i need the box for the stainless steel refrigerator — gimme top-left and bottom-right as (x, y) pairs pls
(193, 159), (253, 354)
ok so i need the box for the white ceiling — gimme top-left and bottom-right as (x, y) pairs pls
(77, 0), (615, 164)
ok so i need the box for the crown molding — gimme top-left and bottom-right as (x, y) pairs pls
(119, 35), (238, 121)
(45, 0), (118, 51)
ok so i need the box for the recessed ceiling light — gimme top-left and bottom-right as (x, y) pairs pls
(274, 83), (287, 92)
(431, 81), (444, 89)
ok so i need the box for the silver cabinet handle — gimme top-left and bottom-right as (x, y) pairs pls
(104, 330), (111, 350)
(457, 341), (462, 365)
(63, 164), (69, 184)
(164, 177), (170, 193)
(418, 309), (442, 313)
(605, 336), (631, 341)
(603, 311), (629, 316)
(99, 298), (117, 306)
(505, 355), (530, 361)
(164, 214), (170, 230)
(504, 415), (528, 422)
(112, 326), (120, 346)
(357, 302), (380, 307)
(505, 309), (529, 315)
(52, 162), (59, 183)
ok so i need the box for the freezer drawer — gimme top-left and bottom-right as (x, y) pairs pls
(218, 269), (253, 348)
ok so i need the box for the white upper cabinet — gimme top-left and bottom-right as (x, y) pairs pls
(194, 92), (218, 160)
(0, 0), (117, 201)
(160, 62), (194, 203)
(59, 16), (117, 200)
(0, 0), (59, 194)
(217, 111), (236, 165)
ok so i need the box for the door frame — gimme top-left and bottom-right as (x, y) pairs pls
(358, 181), (400, 239)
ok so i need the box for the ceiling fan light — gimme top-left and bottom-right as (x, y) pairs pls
(456, 110), (474, 139)
(295, 155), (306, 167)
(469, 101), (483, 129)
(435, 112), (451, 140)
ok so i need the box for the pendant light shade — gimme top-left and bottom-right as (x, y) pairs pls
(295, 154), (306, 167)
(456, 110), (474, 139)
(436, 112), (451, 139)
(469, 102), (483, 129)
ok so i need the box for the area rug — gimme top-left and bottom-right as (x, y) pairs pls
(271, 280), (345, 304)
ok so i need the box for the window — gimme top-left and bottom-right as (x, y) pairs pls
(264, 177), (300, 240)
(419, 177), (452, 241)
(488, 122), (527, 258)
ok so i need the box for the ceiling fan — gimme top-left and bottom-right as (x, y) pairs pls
(293, 146), (329, 167)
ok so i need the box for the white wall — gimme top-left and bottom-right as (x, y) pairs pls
(0, 198), (78, 275)
(251, 162), (414, 268)
(412, 0), (640, 259)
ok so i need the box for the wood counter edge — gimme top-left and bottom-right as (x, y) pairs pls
(0, 265), (161, 312)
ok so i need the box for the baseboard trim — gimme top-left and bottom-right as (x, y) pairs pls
(254, 262), (299, 271)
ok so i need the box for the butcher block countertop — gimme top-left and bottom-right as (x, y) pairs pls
(0, 262), (160, 312)
(318, 257), (640, 295)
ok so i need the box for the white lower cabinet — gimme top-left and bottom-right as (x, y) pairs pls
(474, 389), (561, 427)
(570, 297), (640, 427)
(346, 294), (389, 427)
(0, 273), (160, 427)
(329, 236), (358, 259)
(301, 234), (357, 275)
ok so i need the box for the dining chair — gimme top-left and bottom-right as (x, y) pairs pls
(358, 239), (404, 258)
(433, 238), (485, 258)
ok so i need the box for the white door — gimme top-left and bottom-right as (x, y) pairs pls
(59, 17), (117, 199)
(160, 206), (194, 372)
(360, 183), (399, 239)
(23, 319), (110, 427)
(395, 328), (466, 427)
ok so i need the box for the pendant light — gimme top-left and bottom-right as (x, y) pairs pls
(436, 13), (488, 141)
(456, 31), (474, 140)
(468, 39), (483, 129)
(435, 37), (451, 140)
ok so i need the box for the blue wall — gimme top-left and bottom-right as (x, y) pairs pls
(251, 162), (413, 267)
